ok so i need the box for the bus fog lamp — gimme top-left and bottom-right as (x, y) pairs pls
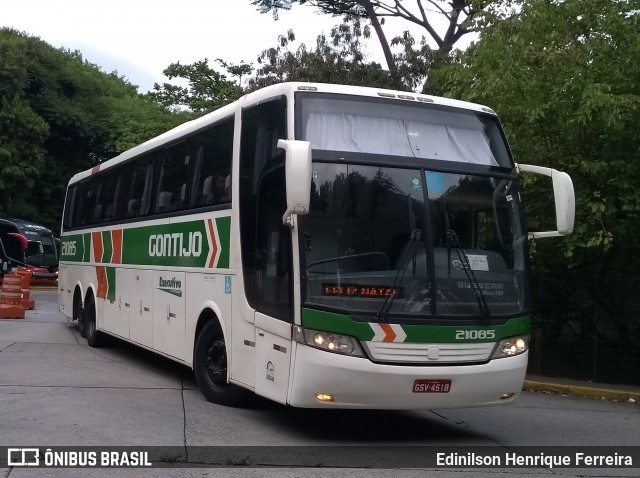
(492, 334), (529, 359)
(294, 326), (365, 358)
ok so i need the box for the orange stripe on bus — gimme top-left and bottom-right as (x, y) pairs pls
(380, 323), (397, 342)
(96, 267), (108, 299)
(92, 232), (103, 263)
(111, 229), (122, 264)
(207, 219), (217, 268)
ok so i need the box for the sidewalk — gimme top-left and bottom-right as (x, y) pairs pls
(524, 375), (640, 402)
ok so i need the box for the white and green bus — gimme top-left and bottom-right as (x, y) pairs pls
(59, 82), (574, 409)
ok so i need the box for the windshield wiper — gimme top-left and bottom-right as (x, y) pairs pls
(375, 228), (422, 321)
(446, 229), (492, 324)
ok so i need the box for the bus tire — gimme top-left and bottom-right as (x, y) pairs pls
(194, 320), (246, 406)
(73, 292), (86, 338)
(85, 295), (103, 348)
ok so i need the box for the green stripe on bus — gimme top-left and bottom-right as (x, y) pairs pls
(59, 234), (85, 262)
(302, 309), (375, 341)
(106, 267), (116, 302)
(215, 216), (231, 268)
(301, 308), (531, 343)
(101, 231), (112, 263)
(121, 220), (210, 268)
(83, 234), (91, 262)
(61, 217), (231, 269)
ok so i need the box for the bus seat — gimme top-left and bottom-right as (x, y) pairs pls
(104, 204), (114, 220)
(202, 176), (214, 205)
(93, 204), (103, 222)
(157, 191), (173, 212)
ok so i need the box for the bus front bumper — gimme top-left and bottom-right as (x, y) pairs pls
(288, 344), (528, 409)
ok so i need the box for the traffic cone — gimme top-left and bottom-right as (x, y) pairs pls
(16, 268), (35, 310)
(0, 273), (25, 319)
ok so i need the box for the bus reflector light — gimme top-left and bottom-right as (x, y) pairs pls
(316, 394), (334, 402)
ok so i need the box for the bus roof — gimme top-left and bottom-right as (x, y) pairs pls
(67, 82), (497, 186)
(0, 218), (54, 236)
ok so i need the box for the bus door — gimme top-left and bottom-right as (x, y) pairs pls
(238, 99), (293, 403)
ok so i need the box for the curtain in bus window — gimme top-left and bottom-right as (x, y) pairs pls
(404, 121), (497, 166)
(305, 112), (498, 166)
(305, 113), (413, 156)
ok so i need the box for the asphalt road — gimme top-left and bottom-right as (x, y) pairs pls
(1, 290), (638, 477)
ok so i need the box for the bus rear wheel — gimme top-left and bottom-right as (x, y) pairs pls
(73, 294), (86, 338)
(194, 321), (246, 406)
(85, 296), (103, 348)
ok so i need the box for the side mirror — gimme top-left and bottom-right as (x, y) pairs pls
(278, 139), (312, 226)
(516, 163), (575, 239)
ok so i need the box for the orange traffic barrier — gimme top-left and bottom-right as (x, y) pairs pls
(0, 272), (25, 319)
(16, 268), (35, 310)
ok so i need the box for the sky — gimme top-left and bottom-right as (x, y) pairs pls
(2, 1), (470, 93)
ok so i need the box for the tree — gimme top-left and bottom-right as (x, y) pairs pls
(433, 0), (640, 347)
(250, 0), (518, 89)
(146, 59), (250, 114)
(0, 30), (49, 218)
(247, 26), (395, 90)
(0, 29), (182, 231)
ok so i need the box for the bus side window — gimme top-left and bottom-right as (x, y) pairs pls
(140, 161), (154, 216)
(188, 118), (234, 209)
(113, 175), (130, 220)
(189, 146), (206, 206)
(63, 186), (76, 229)
(153, 142), (188, 214)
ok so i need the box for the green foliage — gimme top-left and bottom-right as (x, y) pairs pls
(434, 0), (640, 340)
(0, 28), (182, 232)
(145, 59), (247, 114)
(247, 25), (396, 90)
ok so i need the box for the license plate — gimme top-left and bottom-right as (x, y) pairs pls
(412, 379), (452, 393)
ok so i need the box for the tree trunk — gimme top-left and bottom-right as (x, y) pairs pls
(359, 1), (402, 89)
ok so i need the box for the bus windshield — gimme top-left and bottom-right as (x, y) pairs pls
(297, 94), (512, 168)
(301, 164), (527, 320)
(25, 236), (58, 268)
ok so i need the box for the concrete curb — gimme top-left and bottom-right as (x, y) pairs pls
(523, 380), (640, 403)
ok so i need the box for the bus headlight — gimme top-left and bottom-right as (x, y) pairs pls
(492, 334), (529, 359)
(294, 326), (365, 358)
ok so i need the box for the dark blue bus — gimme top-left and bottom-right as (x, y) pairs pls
(0, 218), (59, 284)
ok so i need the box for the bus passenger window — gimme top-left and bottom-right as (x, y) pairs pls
(127, 199), (140, 218)
(188, 119), (234, 209)
(113, 176), (129, 220)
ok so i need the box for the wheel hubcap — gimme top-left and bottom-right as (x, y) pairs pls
(205, 340), (227, 388)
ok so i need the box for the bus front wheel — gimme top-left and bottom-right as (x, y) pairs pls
(194, 321), (246, 406)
